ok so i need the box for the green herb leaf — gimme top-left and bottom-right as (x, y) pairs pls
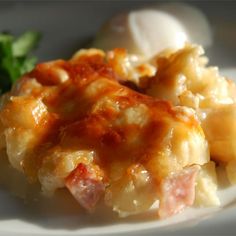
(12, 31), (41, 57)
(0, 31), (41, 94)
(19, 56), (37, 76)
(0, 34), (13, 58)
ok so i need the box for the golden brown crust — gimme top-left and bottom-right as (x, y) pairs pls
(0, 48), (209, 216)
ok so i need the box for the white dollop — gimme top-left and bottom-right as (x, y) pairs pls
(157, 3), (212, 47)
(129, 10), (188, 59)
(93, 3), (212, 60)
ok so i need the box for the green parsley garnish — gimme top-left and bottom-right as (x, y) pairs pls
(0, 31), (41, 94)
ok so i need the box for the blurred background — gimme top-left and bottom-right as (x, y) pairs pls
(0, 0), (235, 68)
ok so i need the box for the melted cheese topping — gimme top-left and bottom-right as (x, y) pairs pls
(143, 44), (236, 186)
(0, 48), (210, 217)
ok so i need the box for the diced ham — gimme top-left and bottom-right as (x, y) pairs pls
(65, 163), (105, 211)
(158, 165), (200, 219)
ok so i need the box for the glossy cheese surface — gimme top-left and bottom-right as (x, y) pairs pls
(0, 49), (209, 217)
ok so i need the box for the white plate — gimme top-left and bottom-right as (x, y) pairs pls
(0, 1), (236, 236)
